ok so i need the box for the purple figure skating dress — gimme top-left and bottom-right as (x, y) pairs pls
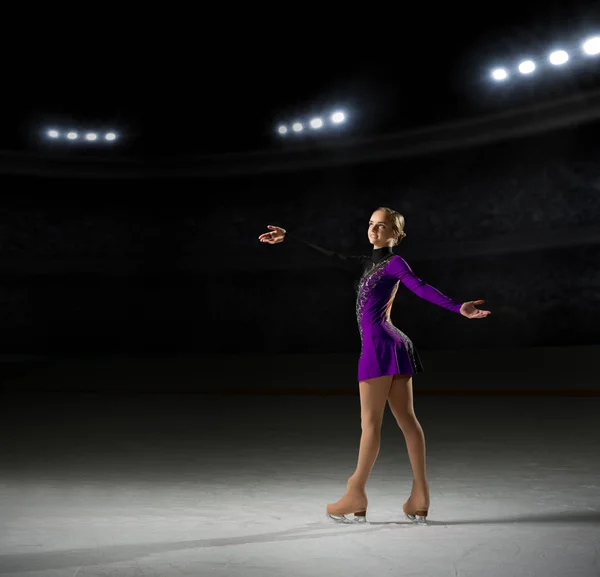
(289, 235), (463, 380)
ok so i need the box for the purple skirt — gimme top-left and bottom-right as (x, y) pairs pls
(357, 322), (424, 381)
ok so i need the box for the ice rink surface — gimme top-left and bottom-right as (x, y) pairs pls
(1, 391), (599, 576)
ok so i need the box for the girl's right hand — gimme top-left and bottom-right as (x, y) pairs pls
(258, 225), (286, 244)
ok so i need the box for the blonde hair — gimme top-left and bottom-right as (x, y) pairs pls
(376, 207), (406, 245)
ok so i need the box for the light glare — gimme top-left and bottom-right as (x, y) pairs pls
(491, 68), (508, 81)
(48, 130), (59, 138)
(85, 133), (98, 141)
(582, 36), (600, 55)
(518, 60), (536, 74)
(310, 118), (323, 129)
(549, 50), (569, 65)
(67, 132), (78, 140)
(331, 111), (345, 123)
(292, 122), (303, 132)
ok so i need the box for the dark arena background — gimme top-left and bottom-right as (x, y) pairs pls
(1, 8), (600, 577)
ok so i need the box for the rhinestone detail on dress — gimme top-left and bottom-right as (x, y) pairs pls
(355, 255), (393, 342)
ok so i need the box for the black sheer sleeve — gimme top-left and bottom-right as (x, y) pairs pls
(285, 232), (368, 276)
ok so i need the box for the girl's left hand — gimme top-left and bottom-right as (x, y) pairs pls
(460, 300), (491, 319)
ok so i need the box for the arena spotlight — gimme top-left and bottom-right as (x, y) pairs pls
(491, 68), (508, 81)
(44, 128), (118, 143)
(582, 36), (600, 55)
(518, 60), (536, 74)
(276, 109), (348, 137)
(549, 50), (569, 65)
(331, 111), (345, 123)
(491, 34), (600, 85)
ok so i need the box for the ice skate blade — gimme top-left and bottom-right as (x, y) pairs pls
(405, 513), (428, 525)
(327, 512), (368, 524)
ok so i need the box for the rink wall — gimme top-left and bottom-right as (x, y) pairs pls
(1, 344), (599, 395)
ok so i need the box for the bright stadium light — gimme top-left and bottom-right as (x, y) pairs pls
(43, 127), (119, 143)
(491, 68), (508, 81)
(490, 36), (599, 87)
(582, 36), (600, 55)
(518, 60), (536, 74)
(549, 50), (569, 65)
(331, 111), (345, 124)
(276, 109), (350, 137)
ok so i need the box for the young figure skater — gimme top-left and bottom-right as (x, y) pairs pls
(259, 207), (491, 524)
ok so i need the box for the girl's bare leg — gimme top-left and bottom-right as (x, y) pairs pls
(326, 375), (393, 519)
(387, 374), (430, 514)
(351, 375), (394, 488)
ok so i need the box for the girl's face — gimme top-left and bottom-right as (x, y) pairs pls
(368, 210), (397, 248)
